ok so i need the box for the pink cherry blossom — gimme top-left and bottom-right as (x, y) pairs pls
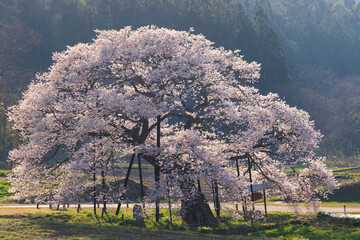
(8, 26), (336, 218)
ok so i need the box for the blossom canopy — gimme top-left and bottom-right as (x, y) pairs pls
(8, 26), (336, 211)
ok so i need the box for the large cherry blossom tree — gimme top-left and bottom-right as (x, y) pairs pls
(8, 26), (336, 225)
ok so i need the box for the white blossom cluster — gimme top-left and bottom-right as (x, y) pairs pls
(8, 26), (336, 206)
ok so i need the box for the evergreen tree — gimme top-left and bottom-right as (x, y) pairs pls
(253, 5), (290, 92)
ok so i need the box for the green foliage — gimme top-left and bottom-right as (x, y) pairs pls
(123, 163), (154, 169)
(0, 179), (12, 198)
(0, 170), (13, 202)
(0, 170), (11, 177)
(0, 97), (20, 167)
(263, 0), (360, 77)
(328, 166), (360, 171)
(198, 226), (213, 233)
(325, 180), (360, 202)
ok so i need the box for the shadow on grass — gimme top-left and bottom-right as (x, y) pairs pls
(0, 213), (140, 240)
(246, 215), (360, 240)
(0, 212), (231, 240)
(2, 211), (360, 240)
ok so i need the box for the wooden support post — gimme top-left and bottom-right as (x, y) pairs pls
(166, 176), (172, 223)
(138, 154), (145, 210)
(102, 170), (107, 215)
(236, 159), (245, 214)
(115, 153), (136, 216)
(214, 179), (220, 218)
(248, 157), (255, 211)
(77, 201), (81, 213)
(243, 198), (247, 219)
(236, 159), (240, 177)
(211, 180), (216, 209)
(93, 171), (96, 215)
(155, 115), (161, 222)
(263, 189), (267, 218)
(155, 165), (160, 221)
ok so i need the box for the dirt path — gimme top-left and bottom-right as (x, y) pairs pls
(0, 203), (358, 214)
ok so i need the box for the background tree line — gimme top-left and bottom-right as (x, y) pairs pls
(237, 0), (360, 157)
(0, 0), (360, 166)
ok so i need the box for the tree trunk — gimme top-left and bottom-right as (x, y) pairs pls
(180, 179), (217, 226)
(142, 155), (217, 225)
(181, 191), (217, 226)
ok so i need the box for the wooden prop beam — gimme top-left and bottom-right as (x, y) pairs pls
(155, 115), (161, 222)
(115, 153), (136, 216)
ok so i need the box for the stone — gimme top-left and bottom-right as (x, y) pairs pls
(133, 204), (144, 226)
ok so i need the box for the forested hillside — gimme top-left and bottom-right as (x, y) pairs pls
(2, 0), (290, 90)
(0, 0), (360, 166)
(237, 0), (360, 76)
(236, 0), (360, 157)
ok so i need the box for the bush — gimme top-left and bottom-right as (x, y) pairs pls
(0, 179), (12, 198)
(0, 170), (11, 177)
(197, 226), (213, 234)
(325, 181), (360, 202)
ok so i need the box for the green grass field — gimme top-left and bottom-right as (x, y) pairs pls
(0, 209), (231, 240)
(0, 207), (360, 239)
(1, 168), (360, 239)
(0, 179), (11, 198)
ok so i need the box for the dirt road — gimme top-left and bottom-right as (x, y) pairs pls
(0, 203), (357, 214)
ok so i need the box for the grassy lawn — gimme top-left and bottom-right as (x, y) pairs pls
(0, 179), (11, 198)
(0, 207), (360, 239)
(328, 166), (360, 172)
(1, 169), (360, 239)
(254, 201), (360, 209)
(316, 202), (360, 208)
(0, 207), (249, 240)
(246, 215), (360, 239)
